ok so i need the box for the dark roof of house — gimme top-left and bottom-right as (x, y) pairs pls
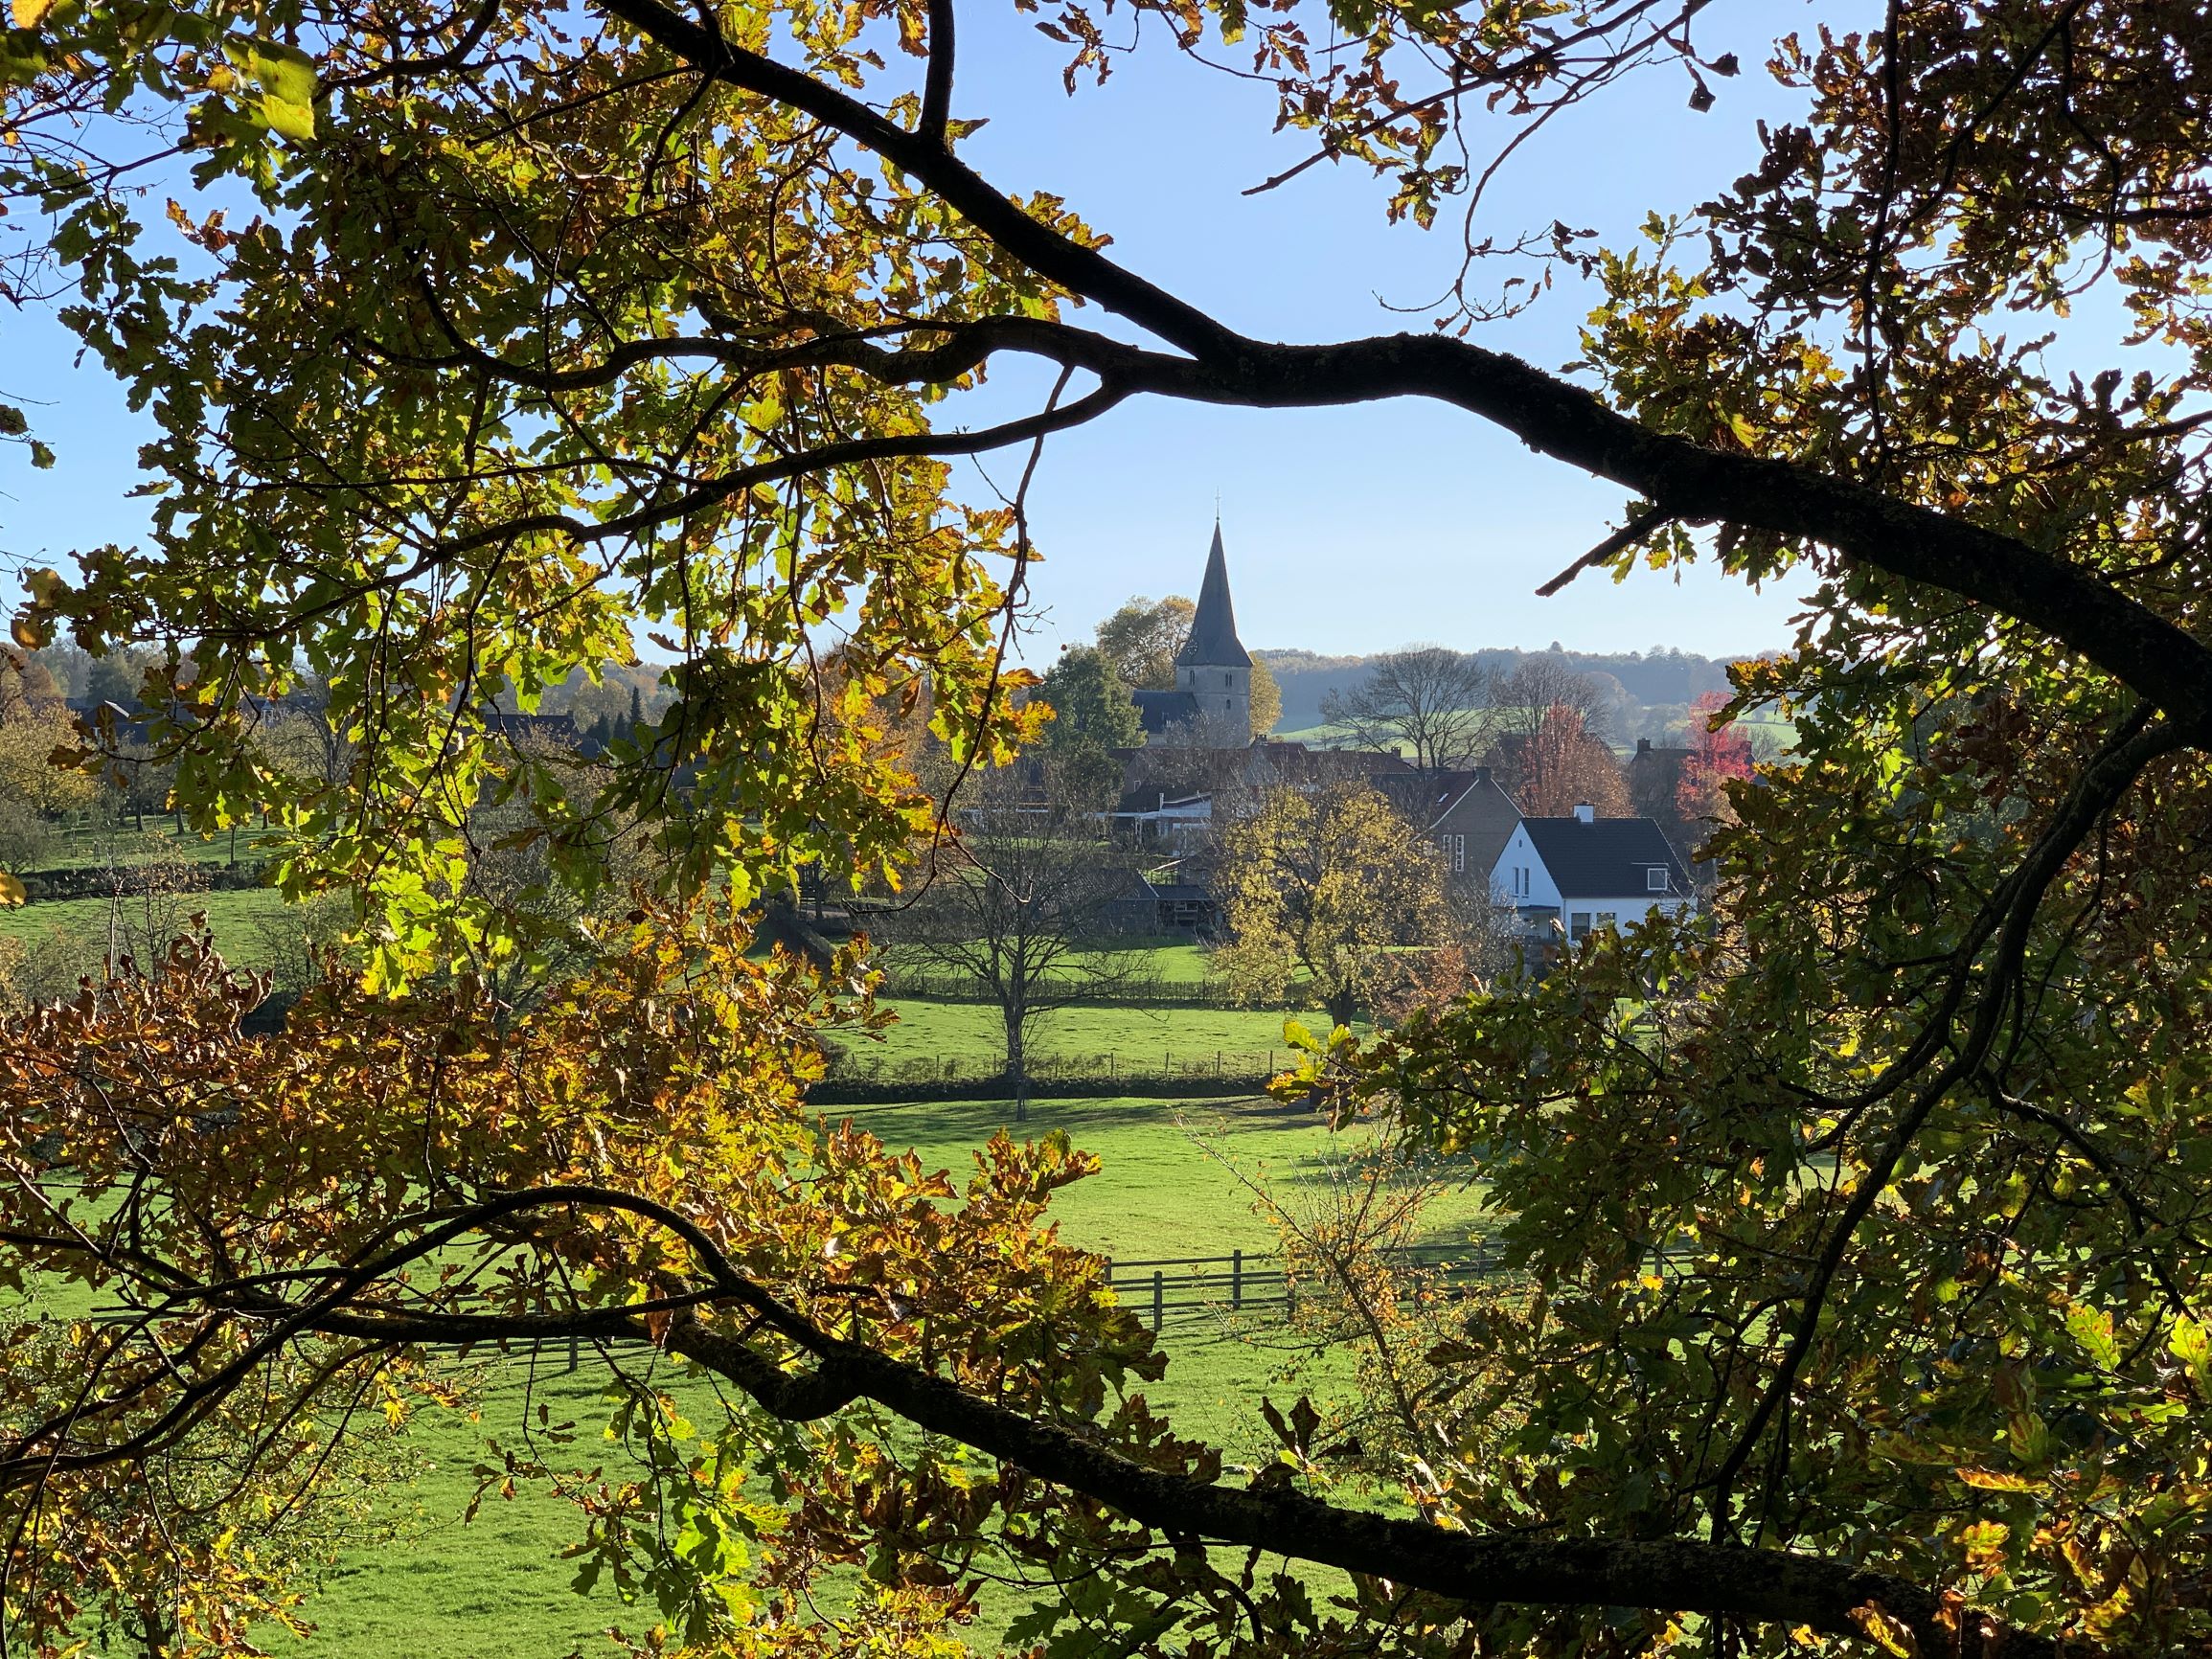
(1627, 738), (1692, 790)
(1112, 785), (1213, 816)
(1520, 814), (1692, 898)
(1369, 768), (1517, 825)
(1174, 523), (1251, 669)
(1132, 687), (1199, 734)
(1369, 769), (1479, 818)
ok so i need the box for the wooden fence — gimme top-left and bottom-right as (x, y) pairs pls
(527, 1240), (1512, 1368)
(1103, 1240), (1511, 1332)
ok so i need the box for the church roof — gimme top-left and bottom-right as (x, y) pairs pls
(1131, 687), (1200, 735)
(1174, 524), (1251, 669)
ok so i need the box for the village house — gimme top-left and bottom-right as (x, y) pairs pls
(1492, 804), (1696, 942)
(1105, 525), (1699, 946)
(1373, 767), (1521, 889)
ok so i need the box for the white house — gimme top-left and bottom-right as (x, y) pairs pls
(1492, 803), (1696, 942)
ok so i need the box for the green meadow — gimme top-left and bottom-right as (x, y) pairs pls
(2, 888), (1459, 1655)
(277, 1086), (1481, 1657)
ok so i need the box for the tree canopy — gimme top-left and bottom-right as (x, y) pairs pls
(1216, 779), (1453, 1028)
(1094, 599), (1198, 697)
(1038, 645), (1143, 758)
(7, 2), (2212, 1655)
(1320, 647), (1493, 773)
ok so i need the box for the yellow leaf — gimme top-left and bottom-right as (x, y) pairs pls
(1957, 1466), (2036, 1491)
(10, 0), (53, 30)
(0, 873), (26, 908)
(1848, 1602), (1917, 1657)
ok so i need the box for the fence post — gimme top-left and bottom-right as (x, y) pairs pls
(1231, 1249), (1243, 1310)
(1152, 1270), (1164, 1333)
(1285, 1274), (1296, 1318)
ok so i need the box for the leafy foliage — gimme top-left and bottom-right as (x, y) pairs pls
(1217, 781), (1451, 1027)
(8, 0), (2212, 1654)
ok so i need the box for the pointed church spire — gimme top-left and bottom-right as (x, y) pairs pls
(1175, 521), (1251, 668)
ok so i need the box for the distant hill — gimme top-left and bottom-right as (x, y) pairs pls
(1253, 646), (1753, 744)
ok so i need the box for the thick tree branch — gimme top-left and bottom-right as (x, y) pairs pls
(327, 380), (1126, 602)
(9, 1188), (2093, 1658)
(582, 0), (2212, 733)
(919, 0), (955, 145)
(670, 1312), (2087, 1658)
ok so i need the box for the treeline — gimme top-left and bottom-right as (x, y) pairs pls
(1258, 645), (1750, 739)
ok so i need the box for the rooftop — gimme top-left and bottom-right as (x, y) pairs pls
(1174, 523), (1252, 669)
(1519, 813), (1692, 899)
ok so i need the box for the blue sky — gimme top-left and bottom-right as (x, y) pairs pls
(0, 2), (1821, 665)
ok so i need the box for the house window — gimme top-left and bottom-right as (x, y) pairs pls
(1569, 912), (1592, 939)
(1453, 834), (1466, 873)
(1223, 672), (1232, 689)
(1647, 867), (1668, 892)
(1595, 911), (1617, 931)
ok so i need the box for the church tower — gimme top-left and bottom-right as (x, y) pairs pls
(1173, 521), (1252, 739)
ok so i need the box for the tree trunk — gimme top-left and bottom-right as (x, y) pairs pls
(1004, 1004), (1028, 1125)
(1323, 985), (1360, 1032)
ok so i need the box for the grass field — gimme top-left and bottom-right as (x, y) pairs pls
(855, 996), (1320, 1076)
(877, 936), (1215, 987)
(0, 885), (292, 950)
(1, 884), (1424, 1653)
(269, 1084), (1473, 1657)
(34, 821), (254, 869)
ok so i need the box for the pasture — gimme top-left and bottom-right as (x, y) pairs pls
(0, 894), (1449, 1655)
(280, 1085), (1478, 1656)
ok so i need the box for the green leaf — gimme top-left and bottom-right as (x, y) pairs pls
(0, 28), (47, 83)
(224, 36), (317, 140)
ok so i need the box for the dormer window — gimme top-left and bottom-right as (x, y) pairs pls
(1647, 867), (1668, 892)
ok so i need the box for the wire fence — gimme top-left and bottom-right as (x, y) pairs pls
(875, 968), (1248, 1009)
(1103, 1240), (1512, 1332)
(822, 1049), (1289, 1087)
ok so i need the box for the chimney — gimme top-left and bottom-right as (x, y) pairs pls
(1473, 765), (1492, 785)
(1574, 802), (1595, 825)
(1636, 738), (1652, 755)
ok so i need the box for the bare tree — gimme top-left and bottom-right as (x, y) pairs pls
(259, 673), (357, 794)
(1320, 648), (1494, 773)
(877, 764), (1138, 1121)
(1491, 655), (1612, 742)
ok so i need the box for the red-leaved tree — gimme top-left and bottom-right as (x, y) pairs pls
(1676, 692), (1756, 836)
